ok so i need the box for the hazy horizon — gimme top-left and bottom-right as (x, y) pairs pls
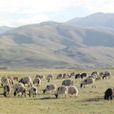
(1, 12), (113, 28)
(0, 0), (114, 27)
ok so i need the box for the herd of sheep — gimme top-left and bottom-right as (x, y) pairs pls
(0, 71), (112, 100)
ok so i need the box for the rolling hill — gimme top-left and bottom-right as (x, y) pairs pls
(0, 21), (114, 68)
(67, 12), (114, 28)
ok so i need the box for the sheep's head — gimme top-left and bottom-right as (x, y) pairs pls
(42, 89), (46, 94)
(104, 94), (108, 100)
(33, 88), (37, 95)
(55, 94), (58, 98)
(3, 92), (7, 97)
(14, 91), (17, 96)
(80, 83), (83, 88)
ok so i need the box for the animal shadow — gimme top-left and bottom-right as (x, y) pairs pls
(28, 97), (57, 101)
(82, 97), (103, 102)
(40, 97), (56, 100)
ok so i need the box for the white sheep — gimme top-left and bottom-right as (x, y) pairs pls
(43, 84), (56, 94)
(68, 86), (78, 96)
(55, 86), (68, 98)
(80, 77), (95, 88)
(28, 86), (37, 97)
(33, 77), (41, 86)
(62, 79), (73, 86)
(19, 76), (32, 86)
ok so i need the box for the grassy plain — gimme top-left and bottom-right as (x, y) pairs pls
(0, 68), (113, 114)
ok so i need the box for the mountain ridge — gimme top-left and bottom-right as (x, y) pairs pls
(0, 13), (114, 68)
(67, 12), (114, 29)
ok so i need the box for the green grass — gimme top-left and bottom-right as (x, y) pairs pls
(0, 68), (113, 114)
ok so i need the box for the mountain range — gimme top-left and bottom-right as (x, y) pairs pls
(0, 12), (114, 68)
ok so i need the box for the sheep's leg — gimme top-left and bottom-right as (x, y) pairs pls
(84, 85), (86, 88)
(65, 93), (67, 98)
(18, 94), (20, 97)
(92, 84), (96, 88)
(24, 92), (26, 97)
(21, 93), (23, 97)
(110, 96), (113, 100)
(29, 93), (31, 97)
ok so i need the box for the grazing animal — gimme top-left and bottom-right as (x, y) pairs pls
(88, 75), (95, 79)
(70, 72), (75, 77)
(40, 75), (45, 79)
(75, 73), (87, 79)
(46, 74), (53, 82)
(1, 76), (9, 86)
(14, 86), (26, 97)
(35, 75), (45, 80)
(68, 86), (78, 96)
(102, 71), (111, 79)
(99, 72), (104, 77)
(28, 86), (37, 97)
(19, 76), (32, 86)
(104, 88), (114, 100)
(91, 72), (98, 79)
(80, 77), (95, 88)
(75, 74), (81, 79)
(57, 74), (63, 79)
(62, 79), (73, 86)
(67, 74), (71, 78)
(55, 86), (68, 98)
(95, 77), (101, 81)
(33, 78), (41, 86)
(63, 73), (67, 78)
(43, 84), (56, 94)
(55, 86), (78, 98)
(14, 83), (25, 89)
(7, 76), (14, 85)
(3, 85), (11, 97)
(35, 75), (41, 78)
(80, 73), (87, 79)
(91, 71), (98, 76)
(13, 77), (18, 81)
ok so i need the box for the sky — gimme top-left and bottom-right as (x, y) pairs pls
(0, 0), (114, 27)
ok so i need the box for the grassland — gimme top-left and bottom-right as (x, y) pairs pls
(0, 68), (113, 114)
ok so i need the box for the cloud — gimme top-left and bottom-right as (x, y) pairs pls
(79, 0), (114, 12)
(0, 0), (79, 13)
(0, 0), (114, 26)
(0, 14), (49, 27)
(15, 15), (49, 26)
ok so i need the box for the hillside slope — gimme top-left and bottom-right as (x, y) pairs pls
(67, 12), (114, 29)
(0, 22), (114, 68)
(0, 26), (13, 34)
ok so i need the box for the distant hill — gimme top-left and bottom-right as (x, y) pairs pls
(67, 12), (114, 29)
(0, 21), (114, 68)
(0, 26), (13, 34)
